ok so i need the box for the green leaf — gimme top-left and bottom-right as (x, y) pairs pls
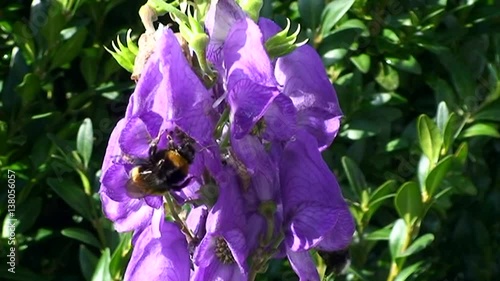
(80, 245), (99, 281)
(385, 55), (422, 74)
(394, 261), (425, 281)
(442, 113), (460, 153)
(385, 138), (409, 152)
(320, 0), (355, 36)
(436, 101), (449, 134)
(47, 178), (93, 220)
(298, 0), (325, 30)
(473, 99), (500, 122)
(425, 155), (453, 198)
(12, 22), (36, 64)
(350, 54), (371, 73)
(41, 5), (66, 49)
(77, 118), (94, 169)
(395, 182), (423, 226)
(365, 180), (396, 221)
(426, 77), (457, 109)
(51, 27), (88, 69)
(430, 49), (475, 100)
(365, 227), (392, 241)
(341, 156), (367, 198)
(322, 48), (348, 66)
(382, 29), (400, 44)
(62, 228), (101, 248)
(459, 123), (500, 138)
(109, 232), (133, 280)
(417, 114), (443, 164)
(389, 219), (408, 260)
(375, 63), (399, 91)
(398, 234), (435, 257)
(92, 248), (112, 281)
(15, 197), (42, 233)
(447, 174), (477, 196)
(454, 142), (468, 166)
(318, 27), (362, 54)
(80, 48), (100, 87)
(15, 73), (41, 107)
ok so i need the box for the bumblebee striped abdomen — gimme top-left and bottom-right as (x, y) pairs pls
(125, 131), (195, 198)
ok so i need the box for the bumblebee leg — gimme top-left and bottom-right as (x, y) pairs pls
(148, 141), (158, 156)
(171, 176), (194, 190)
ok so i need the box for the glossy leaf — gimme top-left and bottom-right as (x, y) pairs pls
(109, 232), (133, 280)
(62, 228), (100, 248)
(91, 248), (112, 281)
(320, 0), (355, 36)
(417, 114), (443, 164)
(442, 113), (460, 153)
(398, 234), (435, 257)
(80, 245), (99, 281)
(365, 227), (392, 241)
(365, 180), (397, 221)
(395, 182), (423, 225)
(375, 63), (399, 91)
(342, 156), (367, 198)
(77, 118), (94, 169)
(473, 99), (500, 122)
(298, 0), (325, 30)
(385, 55), (422, 74)
(459, 123), (500, 138)
(16, 197), (42, 233)
(425, 155), (454, 198)
(350, 54), (371, 73)
(436, 101), (449, 134)
(394, 261), (425, 281)
(47, 178), (93, 221)
(51, 27), (88, 69)
(454, 142), (468, 166)
(389, 219), (408, 260)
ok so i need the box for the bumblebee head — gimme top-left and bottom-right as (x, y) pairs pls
(178, 143), (195, 164)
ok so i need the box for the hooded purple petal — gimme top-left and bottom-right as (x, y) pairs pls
(224, 18), (279, 138)
(119, 116), (155, 158)
(100, 193), (155, 233)
(315, 209), (355, 252)
(101, 119), (126, 174)
(205, 0), (246, 68)
(275, 45), (342, 149)
(125, 45), (162, 118)
(157, 29), (218, 147)
(261, 94), (297, 141)
(280, 130), (353, 251)
(286, 250), (320, 281)
(124, 222), (190, 281)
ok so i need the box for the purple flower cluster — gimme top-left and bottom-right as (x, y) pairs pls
(99, 0), (354, 280)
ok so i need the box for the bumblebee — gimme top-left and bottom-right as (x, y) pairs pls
(126, 130), (195, 198)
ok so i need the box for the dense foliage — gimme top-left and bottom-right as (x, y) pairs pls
(1, 0), (499, 280)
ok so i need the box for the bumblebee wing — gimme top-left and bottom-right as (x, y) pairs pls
(125, 179), (148, 198)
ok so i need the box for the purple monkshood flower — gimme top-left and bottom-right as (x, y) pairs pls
(124, 221), (190, 281)
(205, 0), (342, 148)
(99, 26), (221, 236)
(192, 169), (249, 280)
(280, 130), (355, 280)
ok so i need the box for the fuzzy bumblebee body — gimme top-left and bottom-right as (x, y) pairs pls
(126, 131), (195, 198)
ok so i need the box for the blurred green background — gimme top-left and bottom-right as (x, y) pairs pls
(1, 0), (499, 280)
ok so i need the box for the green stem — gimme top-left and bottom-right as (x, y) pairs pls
(147, 0), (188, 24)
(165, 193), (194, 241)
